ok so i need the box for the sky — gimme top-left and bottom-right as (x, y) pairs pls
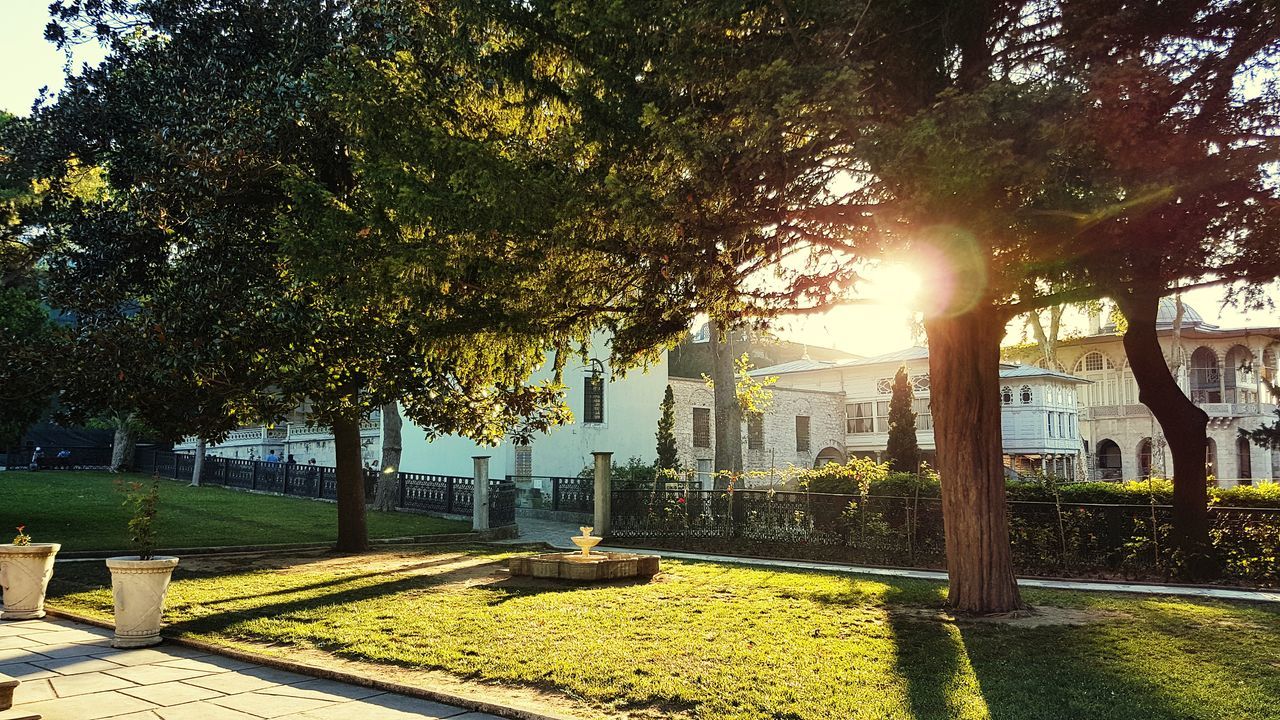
(1, 0), (1275, 358)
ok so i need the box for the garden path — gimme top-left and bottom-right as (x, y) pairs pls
(0, 617), (506, 720)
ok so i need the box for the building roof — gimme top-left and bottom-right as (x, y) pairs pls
(752, 345), (1090, 384)
(750, 346), (932, 376)
(998, 364), (1091, 384)
(1099, 297), (1213, 334)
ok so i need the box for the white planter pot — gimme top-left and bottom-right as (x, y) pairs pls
(0, 543), (61, 620)
(106, 556), (180, 648)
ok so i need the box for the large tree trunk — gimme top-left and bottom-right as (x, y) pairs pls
(332, 415), (369, 552)
(925, 307), (1024, 614)
(372, 402), (402, 512)
(190, 438), (206, 486)
(709, 319), (743, 479)
(1115, 289), (1216, 579)
(110, 414), (138, 473)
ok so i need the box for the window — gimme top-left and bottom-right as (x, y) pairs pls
(847, 402), (875, 433)
(747, 414), (764, 450)
(584, 376), (605, 424)
(514, 445), (532, 479)
(874, 401), (891, 432)
(911, 374), (931, 392)
(693, 408), (711, 448)
(1020, 385), (1033, 404)
(1047, 413), (1055, 437)
(876, 377), (893, 394)
(796, 416), (811, 452)
(913, 398), (933, 431)
(1001, 386), (1013, 405)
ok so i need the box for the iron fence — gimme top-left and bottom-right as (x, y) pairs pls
(133, 450), (515, 526)
(508, 475), (594, 513)
(610, 488), (1280, 586)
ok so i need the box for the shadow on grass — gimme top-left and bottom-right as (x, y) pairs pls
(884, 585), (1234, 720)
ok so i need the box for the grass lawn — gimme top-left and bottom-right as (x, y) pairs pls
(0, 471), (469, 551)
(44, 546), (1280, 720)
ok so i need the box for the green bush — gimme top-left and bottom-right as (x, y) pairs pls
(794, 461), (1280, 508)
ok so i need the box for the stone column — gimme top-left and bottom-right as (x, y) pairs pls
(593, 451), (612, 537)
(472, 456), (490, 532)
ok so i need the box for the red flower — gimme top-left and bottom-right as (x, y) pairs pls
(677, 497), (686, 504)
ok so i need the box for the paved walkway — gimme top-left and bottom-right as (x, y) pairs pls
(0, 618), (501, 720)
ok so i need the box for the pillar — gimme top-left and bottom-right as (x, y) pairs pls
(593, 451), (612, 537)
(472, 456), (490, 532)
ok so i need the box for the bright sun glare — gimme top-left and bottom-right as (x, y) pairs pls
(864, 263), (924, 310)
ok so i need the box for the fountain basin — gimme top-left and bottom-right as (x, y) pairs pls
(509, 551), (660, 582)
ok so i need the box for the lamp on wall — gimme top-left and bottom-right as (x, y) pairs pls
(586, 357), (606, 380)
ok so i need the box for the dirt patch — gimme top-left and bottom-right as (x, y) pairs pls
(894, 605), (1129, 627)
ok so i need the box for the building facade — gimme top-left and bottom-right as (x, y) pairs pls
(1004, 298), (1280, 485)
(667, 377), (846, 488)
(744, 347), (1090, 480)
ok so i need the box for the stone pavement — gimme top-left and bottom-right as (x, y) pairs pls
(0, 617), (502, 720)
(495, 519), (577, 549)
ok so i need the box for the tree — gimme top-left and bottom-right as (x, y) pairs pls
(708, 319), (742, 476)
(1031, 0), (1280, 577)
(373, 402), (403, 512)
(21, 0), (588, 552)
(884, 366), (919, 473)
(656, 385), (678, 472)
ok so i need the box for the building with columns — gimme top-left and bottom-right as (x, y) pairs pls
(1004, 298), (1279, 486)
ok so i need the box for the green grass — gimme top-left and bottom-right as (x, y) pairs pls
(0, 471), (468, 551)
(45, 546), (1280, 720)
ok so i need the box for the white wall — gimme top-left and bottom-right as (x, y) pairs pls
(399, 348), (670, 478)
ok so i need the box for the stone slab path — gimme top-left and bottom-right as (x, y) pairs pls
(0, 618), (501, 720)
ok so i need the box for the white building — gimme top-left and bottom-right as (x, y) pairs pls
(179, 350), (669, 481)
(736, 347), (1091, 480)
(1005, 299), (1279, 485)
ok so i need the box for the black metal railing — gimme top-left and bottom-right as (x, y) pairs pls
(507, 475), (594, 513)
(4, 446), (115, 470)
(610, 488), (1280, 587)
(133, 450), (515, 527)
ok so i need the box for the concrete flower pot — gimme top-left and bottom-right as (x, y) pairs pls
(0, 543), (61, 620)
(106, 556), (179, 648)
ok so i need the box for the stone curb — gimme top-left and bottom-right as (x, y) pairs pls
(42, 606), (575, 720)
(53, 526), (517, 561)
(597, 542), (1280, 602)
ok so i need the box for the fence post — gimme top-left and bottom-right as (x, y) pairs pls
(251, 461), (258, 491)
(593, 451), (612, 537)
(398, 474), (406, 508)
(222, 457), (229, 485)
(172, 454), (180, 480)
(282, 462), (291, 495)
(472, 456), (491, 532)
(446, 477), (455, 514)
(552, 476), (561, 512)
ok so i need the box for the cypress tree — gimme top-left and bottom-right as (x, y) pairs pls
(884, 366), (920, 473)
(656, 385), (679, 471)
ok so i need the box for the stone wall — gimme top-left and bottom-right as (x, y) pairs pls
(668, 378), (846, 488)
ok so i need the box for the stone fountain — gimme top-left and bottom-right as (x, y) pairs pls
(509, 526), (659, 581)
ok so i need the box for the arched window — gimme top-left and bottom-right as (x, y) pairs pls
(1224, 345), (1255, 404)
(1074, 352), (1119, 406)
(1189, 347), (1221, 403)
(1137, 438), (1153, 479)
(1097, 439), (1122, 480)
(1205, 438), (1217, 482)
(1000, 386), (1013, 405)
(1237, 437), (1253, 484)
(1020, 385), (1033, 404)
